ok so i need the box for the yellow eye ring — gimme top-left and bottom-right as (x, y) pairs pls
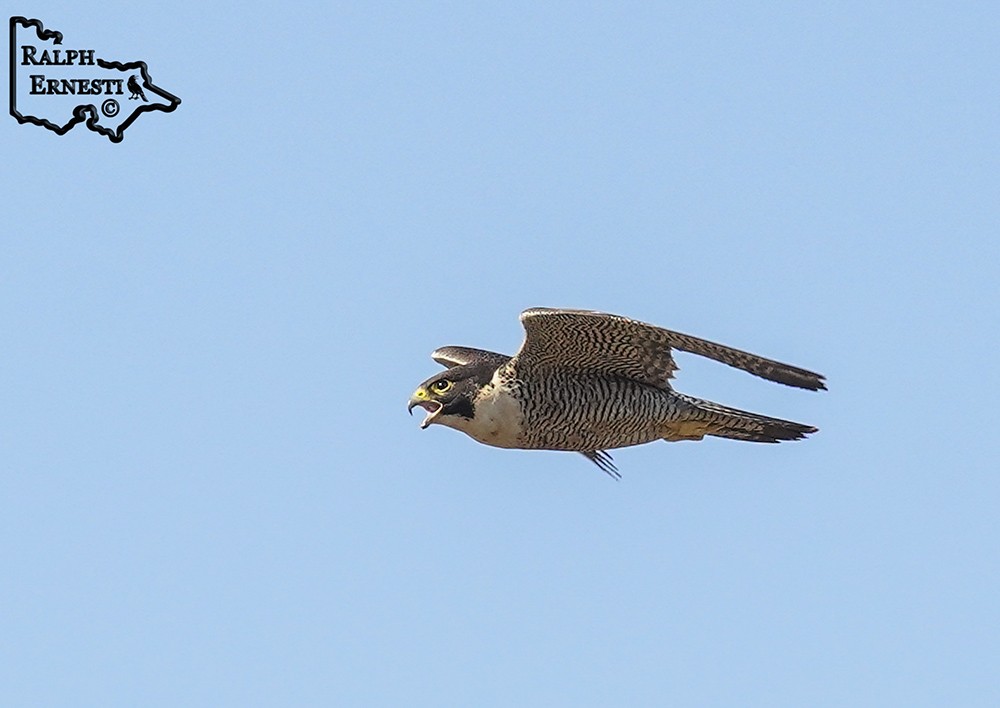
(431, 380), (452, 393)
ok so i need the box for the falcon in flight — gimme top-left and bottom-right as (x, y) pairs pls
(408, 308), (825, 477)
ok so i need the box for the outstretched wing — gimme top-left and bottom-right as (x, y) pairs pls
(431, 346), (510, 370)
(512, 308), (826, 391)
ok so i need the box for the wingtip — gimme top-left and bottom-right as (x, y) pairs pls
(778, 370), (826, 391)
(580, 450), (621, 479)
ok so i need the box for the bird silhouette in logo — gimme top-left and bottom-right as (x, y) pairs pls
(127, 75), (147, 101)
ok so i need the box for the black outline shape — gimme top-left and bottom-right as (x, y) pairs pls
(9, 16), (181, 143)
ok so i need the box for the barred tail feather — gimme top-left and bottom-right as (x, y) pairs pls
(670, 395), (817, 443)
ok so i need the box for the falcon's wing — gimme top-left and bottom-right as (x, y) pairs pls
(580, 450), (620, 479)
(432, 346), (511, 370)
(512, 308), (826, 391)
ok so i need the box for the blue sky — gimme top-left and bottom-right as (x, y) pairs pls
(2, 2), (998, 706)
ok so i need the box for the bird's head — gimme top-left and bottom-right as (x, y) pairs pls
(408, 362), (495, 430)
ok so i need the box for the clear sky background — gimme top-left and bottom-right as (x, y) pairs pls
(2, 2), (998, 706)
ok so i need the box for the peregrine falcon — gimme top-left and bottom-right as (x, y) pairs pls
(408, 308), (825, 477)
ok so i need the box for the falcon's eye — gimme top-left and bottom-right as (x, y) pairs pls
(431, 380), (452, 394)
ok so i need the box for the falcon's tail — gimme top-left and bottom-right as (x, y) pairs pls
(664, 394), (817, 443)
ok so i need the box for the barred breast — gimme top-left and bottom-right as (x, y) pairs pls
(514, 373), (686, 451)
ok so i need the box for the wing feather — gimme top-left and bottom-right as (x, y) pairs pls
(513, 308), (825, 391)
(431, 346), (510, 370)
(580, 450), (620, 479)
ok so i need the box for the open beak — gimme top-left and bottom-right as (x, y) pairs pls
(408, 390), (443, 429)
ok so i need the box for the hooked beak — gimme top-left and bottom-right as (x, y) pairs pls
(408, 388), (443, 429)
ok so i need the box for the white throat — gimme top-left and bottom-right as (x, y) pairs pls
(439, 371), (524, 449)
